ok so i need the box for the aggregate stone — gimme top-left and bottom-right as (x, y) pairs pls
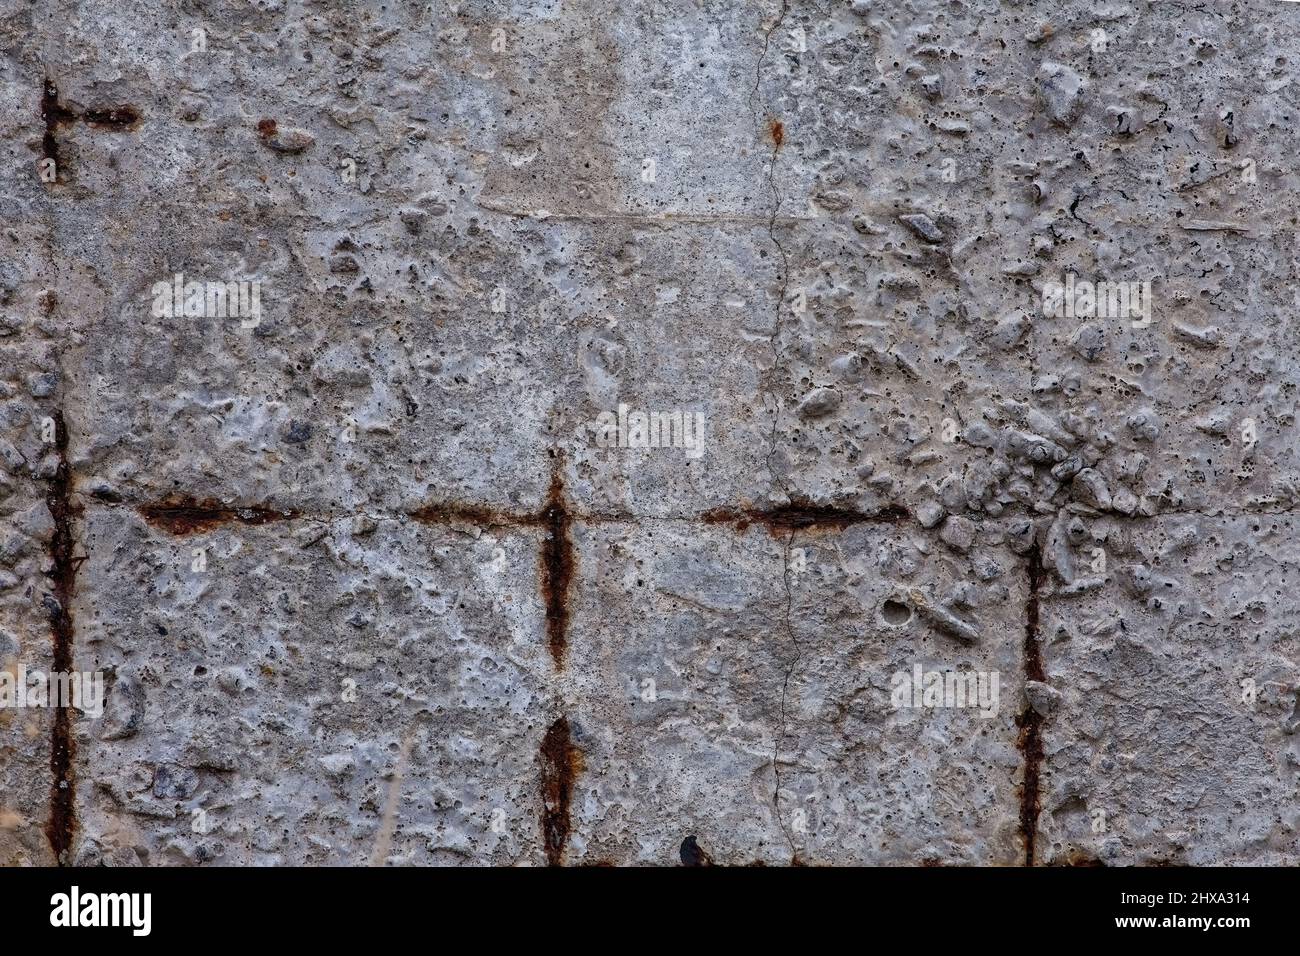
(561, 520), (1024, 864)
(0, 476), (57, 867)
(1035, 514), (1300, 865)
(70, 506), (551, 865)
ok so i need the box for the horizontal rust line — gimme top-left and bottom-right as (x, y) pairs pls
(135, 499), (913, 535)
(118, 495), (1285, 536)
(82, 104), (142, 129)
(138, 498), (300, 535)
(407, 502), (530, 527)
(702, 501), (911, 534)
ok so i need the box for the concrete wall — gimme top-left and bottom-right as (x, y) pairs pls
(1, 0), (1297, 865)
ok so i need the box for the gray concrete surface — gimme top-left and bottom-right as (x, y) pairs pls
(1, 0), (1297, 865)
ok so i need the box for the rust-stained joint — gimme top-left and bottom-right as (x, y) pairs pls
(138, 498), (300, 535)
(43, 411), (80, 864)
(537, 472), (574, 667)
(702, 500), (909, 534)
(82, 105), (142, 129)
(413, 471), (575, 668)
(40, 78), (75, 170)
(1017, 541), (1045, 867)
(539, 717), (581, 866)
(39, 77), (141, 180)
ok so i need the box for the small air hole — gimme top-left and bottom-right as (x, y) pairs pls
(882, 599), (912, 625)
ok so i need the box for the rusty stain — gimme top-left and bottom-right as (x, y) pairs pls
(83, 105), (142, 129)
(409, 502), (512, 527)
(256, 118), (277, 139)
(39, 78), (141, 180)
(538, 470), (574, 667)
(1062, 850), (1105, 866)
(43, 411), (80, 863)
(769, 118), (784, 148)
(1017, 540), (1045, 867)
(539, 717), (581, 866)
(139, 498), (299, 535)
(413, 490), (910, 667)
(140, 484), (911, 672)
(40, 78), (75, 172)
(416, 470), (574, 667)
(702, 500), (909, 534)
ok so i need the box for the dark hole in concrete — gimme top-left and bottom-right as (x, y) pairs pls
(881, 599), (912, 625)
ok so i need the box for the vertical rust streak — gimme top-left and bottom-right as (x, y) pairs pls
(1017, 541), (1045, 867)
(538, 470), (573, 667)
(539, 717), (580, 866)
(43, 410), (79, 863)
(40, 78), (74, 176)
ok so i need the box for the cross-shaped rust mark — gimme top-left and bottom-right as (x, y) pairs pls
(39, 77), (141, 182)
(123, 471), (915, 865)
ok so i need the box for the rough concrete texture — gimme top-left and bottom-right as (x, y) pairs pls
(0, 0), (1297, 866)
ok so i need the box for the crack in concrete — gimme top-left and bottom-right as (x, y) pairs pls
(747, 1), (788, 125)
(747, 0), (792, 503)
(475, 199), (809, 226)
(772, 527), (801, 862)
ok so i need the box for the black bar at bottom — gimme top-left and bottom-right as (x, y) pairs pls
(0, 865), (1283, 942)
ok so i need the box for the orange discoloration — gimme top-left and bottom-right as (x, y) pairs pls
(537, 471), (574, 667)
(539, 717), (582, 865)
(702, 501), (909, 535)
(43, 412), (80, 862)
(1018, 542), (1046, 866)
(139, 499), (298, 535)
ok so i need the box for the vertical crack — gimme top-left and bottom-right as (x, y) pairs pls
(746, 1), (789, 124)
(762, 130), (791, 498)
(771, 528), (800, 862)
(1016, 541), (1045, 866)
(42, 410), (80, 864)
(750, 1), (801, 864)
(748, 1), (792, 499)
